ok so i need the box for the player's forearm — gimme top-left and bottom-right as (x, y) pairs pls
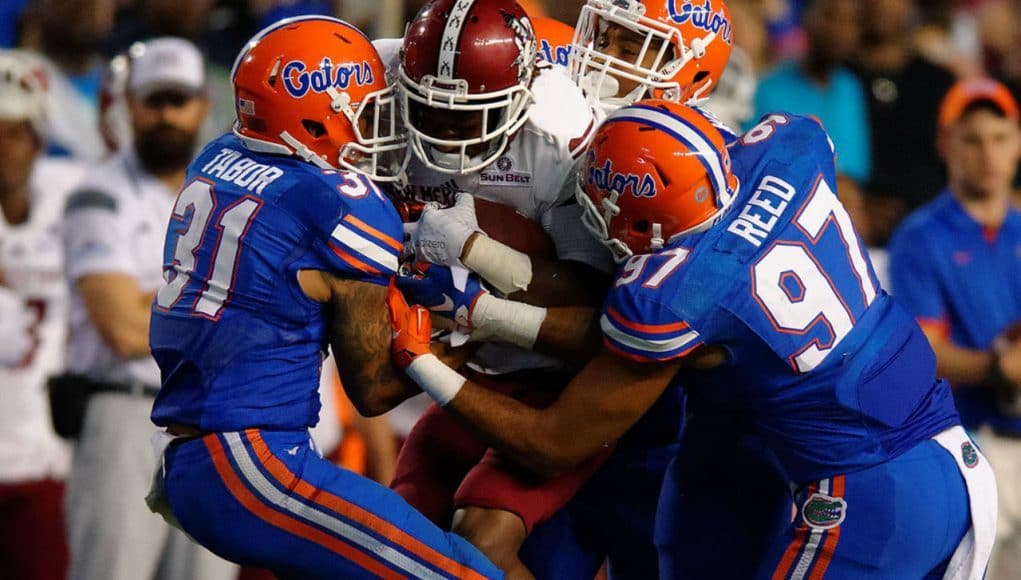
(507, 257), (610, 307)
(443, 380), (589, 478)
(334, 352), (420, 416)
(533, 306), (602, 365)
(469, 296), (600, 364)
(461, 234), (609, 307)
(327, 278), (419, 416)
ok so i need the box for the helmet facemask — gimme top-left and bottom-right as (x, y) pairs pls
(338, 84), (407, 182)
(570, 0), (718, 114)
(576, 180), (635, 262)
(398, 68), (533, 174)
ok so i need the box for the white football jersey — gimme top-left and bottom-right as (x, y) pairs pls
(0, 157), (86, 482)
(374, 38), (612, 373)
(373, 38), (594, 221)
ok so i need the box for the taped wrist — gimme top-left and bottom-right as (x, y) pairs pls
(471, 293), (546, 349)
(405, 354), (466, 406)
(462, 234), (533, 295)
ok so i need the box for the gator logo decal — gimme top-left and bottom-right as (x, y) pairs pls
(961, 441), (979, 469)
(282, 58), (374, 98)
(667, 0), (734, 45)
(585, 150), (657, 198)
(802, 493), (847, 530)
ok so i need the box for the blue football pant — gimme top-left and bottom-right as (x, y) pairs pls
(521, 438), (679, 579)
(656, 422), (793, 580)
(759, 438), (970, 579)
(163, 429), (502, 580)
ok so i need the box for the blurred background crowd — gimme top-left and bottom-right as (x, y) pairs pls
(1, 0), (1020, 579)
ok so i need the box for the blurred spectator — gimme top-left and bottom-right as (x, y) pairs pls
(59, 38), (235, 580)
(752, 0), (871, 184)
(913, 0), (982, 78)
(17, 0), (115, 161)
(854, 0), (956, 245)
(887, 77), (1021, 580)
(105, 0), (244, 142)
(0, 49), (85, 580)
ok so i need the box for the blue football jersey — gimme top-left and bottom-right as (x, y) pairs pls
(600, 114), (959, 483)
(150, 133), (402, 432)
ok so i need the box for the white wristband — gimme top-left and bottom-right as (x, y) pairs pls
(405, 354), (467, 406)
(471, 293), (546, 349)
(462, 235), (533, 295)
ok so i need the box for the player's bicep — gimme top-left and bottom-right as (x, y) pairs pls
(321, 272), (413, 416)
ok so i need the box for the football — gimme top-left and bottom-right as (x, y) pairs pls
(474, 197), (556, 259)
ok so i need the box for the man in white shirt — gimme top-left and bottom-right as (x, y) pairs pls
(0, 48), (85, 580)
(61, 37), (235, 580)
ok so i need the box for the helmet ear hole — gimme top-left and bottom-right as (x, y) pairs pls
(633, 219), (650, 233)
(693, 71), (709, 84)
(302, 119), (326, 138)
(246, 117), (267, 133)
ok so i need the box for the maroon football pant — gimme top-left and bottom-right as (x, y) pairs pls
(391, 370), (612, 533)
(0, 478), (69, 580)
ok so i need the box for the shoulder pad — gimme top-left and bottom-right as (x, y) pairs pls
(527, 67), (595, 152)
(371, 37), (404, 77)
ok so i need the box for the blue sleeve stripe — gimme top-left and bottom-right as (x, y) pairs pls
(600, 313), (702, 356)
(603, 335), (702, 363)
(603, 305), (691, 340)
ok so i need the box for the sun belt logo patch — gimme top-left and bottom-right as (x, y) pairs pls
(667, 0), (734, 45)
(586, 151), (657, 198)
(802, 492), (847, 530)
(282, 58), (375, 98)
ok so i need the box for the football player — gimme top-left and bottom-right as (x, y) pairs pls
(384, 1), (744, 578)
(392, 102), (997, 578)
(146, 16), (500, 579)
(570, 0), (734, 115)
(377, 3), (624, 577)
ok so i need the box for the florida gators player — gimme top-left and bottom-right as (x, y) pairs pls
(570, 0), (734, 116)
(390, 101), (998, 578)
(145, 16), (501, 579)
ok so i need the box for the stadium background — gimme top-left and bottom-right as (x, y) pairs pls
(1, 0), (1020, 579)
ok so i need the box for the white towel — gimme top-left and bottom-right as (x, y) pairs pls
(935, 426), (998, 580)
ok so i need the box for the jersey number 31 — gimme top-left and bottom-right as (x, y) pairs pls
(155, 179), (262, 319)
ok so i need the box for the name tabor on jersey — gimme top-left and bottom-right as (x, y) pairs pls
(201, 148), (285, 194)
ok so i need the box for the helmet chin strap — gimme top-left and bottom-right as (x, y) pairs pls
(280, 131), (334, 169)
(650, 223), (664, 250)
